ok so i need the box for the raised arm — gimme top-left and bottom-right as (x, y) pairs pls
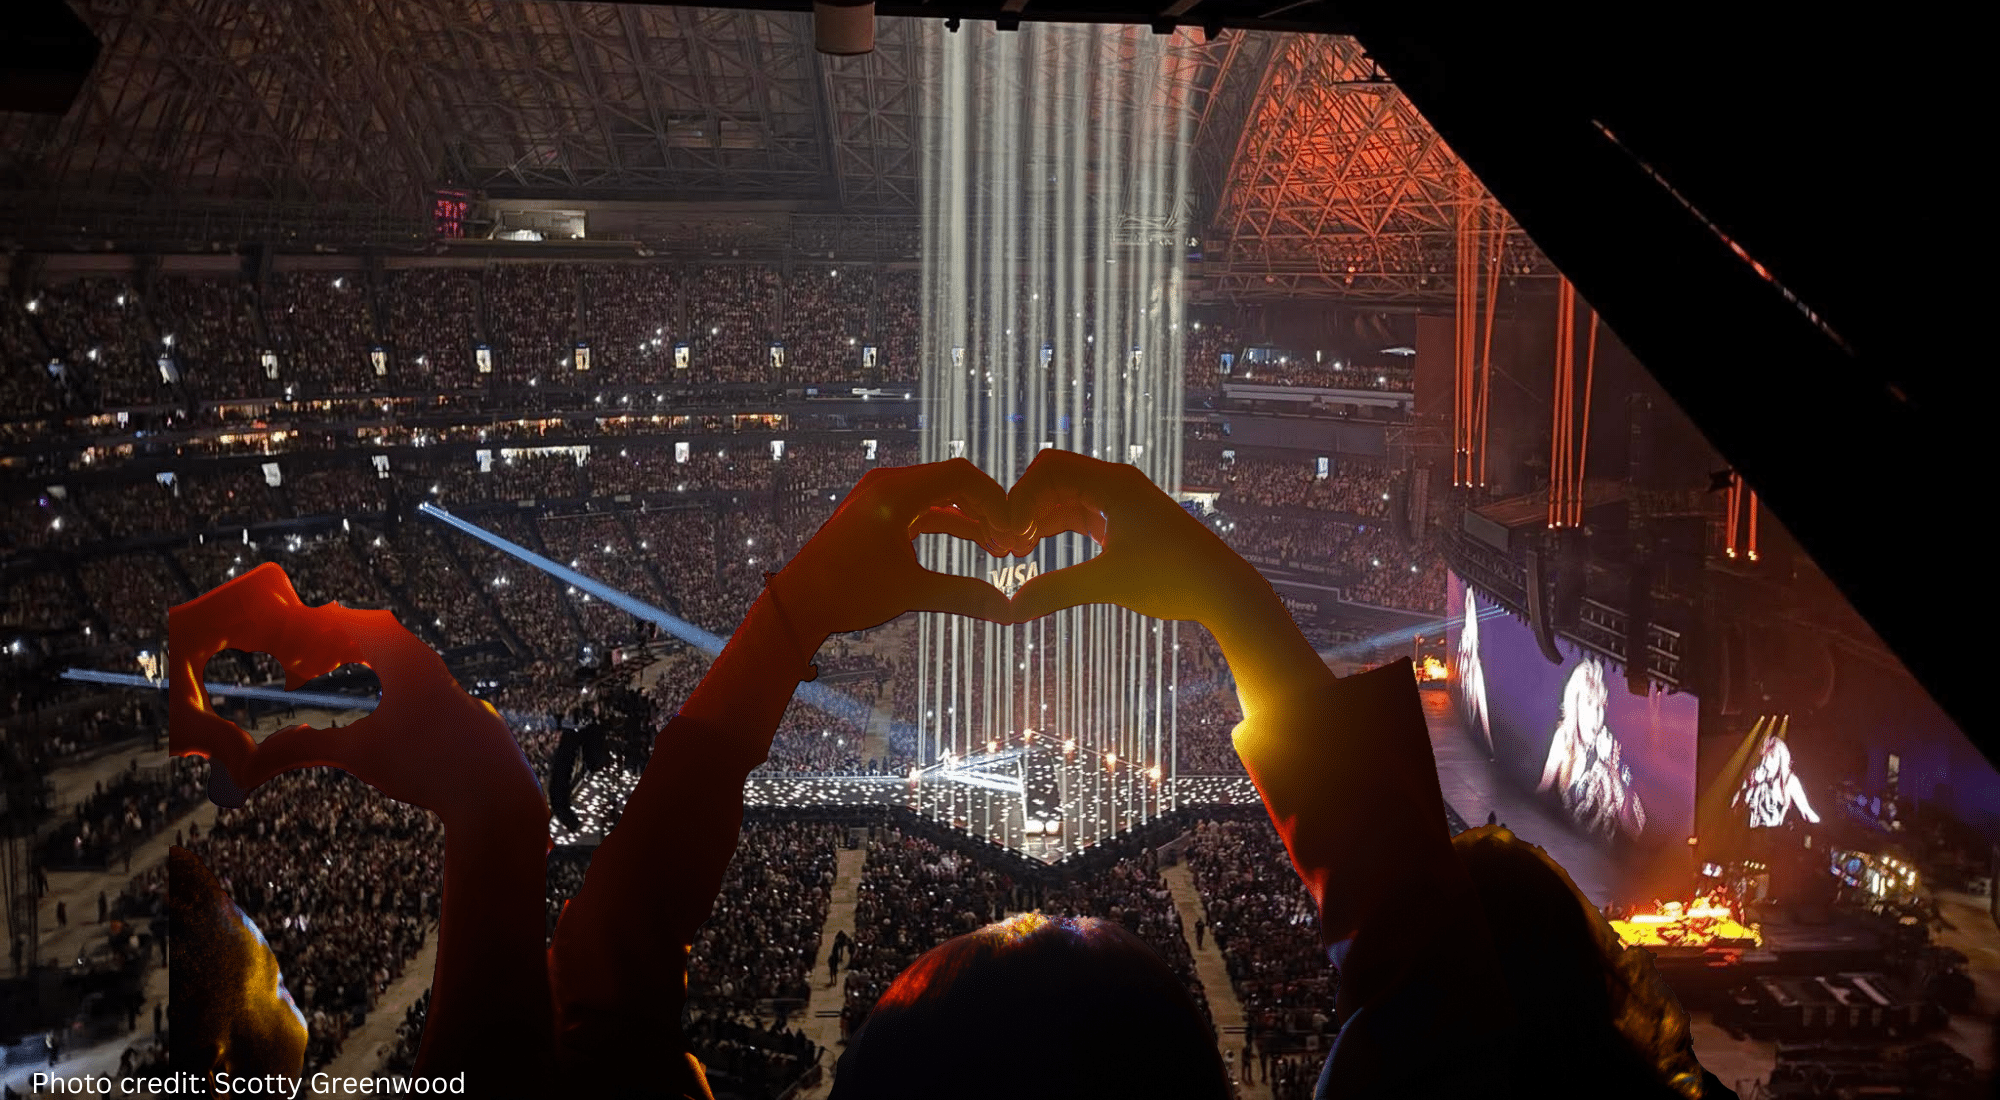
(547, 460), (1013, 1096)
(168, 565), (552, 1082)
(1003, 451), (1461, 943)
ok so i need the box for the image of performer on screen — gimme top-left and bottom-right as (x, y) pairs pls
(1537, 658), (1647, 841)
(1461, 589), (1492, 757)
(1733, 732), (1820, 828)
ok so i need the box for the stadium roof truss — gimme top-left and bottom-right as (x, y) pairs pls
(0, 2), (1542, 297)
(1203, 33), (1549, 303)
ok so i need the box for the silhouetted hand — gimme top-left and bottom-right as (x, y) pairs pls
(772, 457), (1015, 639)
(169, 563), (542, 823)
(1001, 449), (1267, 627)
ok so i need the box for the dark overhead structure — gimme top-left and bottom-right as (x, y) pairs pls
(0, 0), (99, 115)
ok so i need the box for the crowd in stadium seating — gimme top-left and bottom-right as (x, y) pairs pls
(1230, 357), (1414, 393)
(783, 267), (872, 379)
(451, 514), (585, 661)
(288, 463), (390, 517)
(757, 701), (875, 776)
(686, 821), (839, 1016)
(1185, 817), (1336, 1055)
(1174, 683), (1248, 776)
(42, 757), (205, 870)
(1182, 322), (1239, 392)
(1, 299), (64, 419)
(1348, 548), (1447, 614)
(1216, 510), (1443, 613)
(24, 279), (164, 409)
(151, 277), (269, 401)
(876, 271), (920, 384)
(189, 767), (443, 1070)
(0, 261), (1278, 418)
(690, 266), (779, 384)
(581, 265), (679, 386)
(487, 265), (577, 383)
(77, 552), (179, 652)
(2, 565), (84, 637)
(176, 466), (274, 530)
(83, 480), (184, 539)
(383, 269), (479, 390)
(841, 829), (1023, 1039)
(1184, 450), (1399, 518)
(268, 272), (376, 394)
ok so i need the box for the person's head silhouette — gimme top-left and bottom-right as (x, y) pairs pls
(167, 845), (308, 1080)
(1453, 827), (1710, 1099)
(831, 912), (1229, 1100)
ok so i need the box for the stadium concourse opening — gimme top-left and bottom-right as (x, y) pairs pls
(0, 5), (1990, 1100)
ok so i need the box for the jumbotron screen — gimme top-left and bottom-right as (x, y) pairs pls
(1445, 572), (1696, 848)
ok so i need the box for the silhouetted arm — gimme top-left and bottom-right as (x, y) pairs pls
(168, 565), (552, 1081)
(1003, 451), (1460, 943)
(1004, 452), (1507, 1098)
(548, 460), (1012, 1096)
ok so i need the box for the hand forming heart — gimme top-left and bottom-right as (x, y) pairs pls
(774, 451), (1269, 637)
(168, 563), (543, 822)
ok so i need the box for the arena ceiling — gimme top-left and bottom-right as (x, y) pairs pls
(0, 0), (1539, 299)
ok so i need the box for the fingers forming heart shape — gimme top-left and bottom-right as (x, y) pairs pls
(169, 563), (542, 819)
(884, 450), (1243, 628)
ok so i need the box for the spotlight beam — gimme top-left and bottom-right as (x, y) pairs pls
(58, 668), (530, 726)
(417, 502), (870, 728)
(1318, 605), (1509, 661)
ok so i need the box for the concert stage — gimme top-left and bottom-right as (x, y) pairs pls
(550, 750), (1261, 859)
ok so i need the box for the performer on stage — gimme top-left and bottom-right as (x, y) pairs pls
(1732, 731), (1819, 828)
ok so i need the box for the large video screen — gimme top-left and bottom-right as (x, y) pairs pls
(1446, 572), (1697, 848)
